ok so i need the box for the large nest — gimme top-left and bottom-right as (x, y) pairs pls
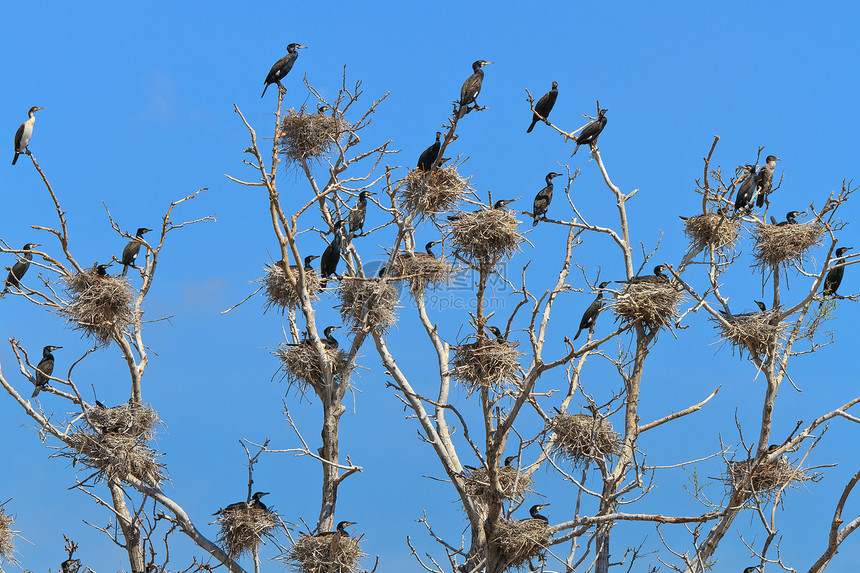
(464, 466), (533, 500)
(62, 430), (164, 486)
(388, 253), (456, 295)
(0, 506), (14, 562)
(492, 519), (550, 570)
(549, 414), (620, 466)
(683, 213), (741, 250)
(216, 506), (279, 558)
(402, 167), (468, 217)
(61, 269), (134, 344)
(450, 208), (522, 264)
(263, 263), (322, 313)
(338, 277), (399, 334)
(712, 311), (787, 357)
(451, 339), (522, 392)
(85, 403), (159, 439)
(276, 343), (353, 393)
(611, 283), (685, 330)
(279, 110), (348, 163)
(752, 222), (824, 269)
(285, 534), (365, 573)
(725, 457), (815, 502)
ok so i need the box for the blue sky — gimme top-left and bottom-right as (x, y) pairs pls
(2, 2), (860, 571)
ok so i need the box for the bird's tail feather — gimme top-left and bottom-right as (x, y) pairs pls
(121, 265), (128, 277)
(261, 83), (269, 98)
(12, 153), (18, 165)
(527, 120), (536, 133)
(573, 329), (582, 341)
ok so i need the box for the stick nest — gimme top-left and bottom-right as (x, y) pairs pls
(492, 519), (550, 570)
(0, 507), (14, 561)
(285, 534), (365, 573)
(276, 344), (353, 393)
(752, 222), (824, 269)
(402, 167), (468, 216)
(216, 506), (280, 558)
(450, 209), (522, 264)
(683, 213), (740, 250)
(61, 269), (135, 344)
(464, 466), (533, 500)
(712, 311), (787, 357)
(549, 414), (620, 465)
(451, 339), (522, 391)
(263, 263), (321, 313)
(61, 429), (164, 486)
(725, 457), (815, 501)
(85, 403), (160, 440)
(338, 278), (399, 334)
(611, 283), (685, 330)
(389, 253), (456, 295)
(279, 110), (348, 163)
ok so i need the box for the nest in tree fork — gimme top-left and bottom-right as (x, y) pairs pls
(61, 429), (164, 486)
(263, 263), (321, 312)
(549, 414), (620, 465)
(276, 343), (353, 393)
(752, 222), (824, 269)
(216, 506), (279, 558)
(389, 253), (456, 294)
(402, 167), (468, 217)
(60, 269), (134, 344)
(712, 311), (786, 357)
(725, 457), (815, 501)
(0, 507), (14, 561)
(464, 466), (533, 500)
(683, 213), (740, 250)
(492, 519), (550, 570)
(452, 339), (522, 391)
(285, 534), (365, 573)
(611, 283), (685, 330)
(338, 277), (399, 334)
(85, 403), (159, 439)
(279, 109), (348, 163)
(450, 208), (522, 264)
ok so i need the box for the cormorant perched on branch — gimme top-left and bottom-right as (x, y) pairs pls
(216, 491), (269, 514)
(525, 503), (550, 525)
(572, 109), (607, 156)
(121, 228), (152, 277)
(317, 520), (357, 537)
(527, 81), (558, 133)
(2, 243), (39, 296)
(320, 220), (345, 287)
(349, 191), (374, 238)
(573, 281), (611, 340)
(755, 155), (781, 207)
(733, 165), (757, 211)
(620, 265), (669, 285)
(458, 60), (493, 119)
(823, 246), (852, 297)
(32, 345), (62, 398)
(12, 106), (44, 165)
(486, 326), (506, 343)
(772, 210), (802, 226)
(417, 132), (442, 171)
(532, 172), (563, 226)
(261, 43), (307, 98)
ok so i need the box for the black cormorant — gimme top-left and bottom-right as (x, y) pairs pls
(742, 567), (761, 573)
(417, 132), (442, 171)
(422, 240), (443, 257)
(458, 60), (493, 119)
(95, 262), (112, 277)
(320, 220), (345, 287)
(503, 455), (518, 467)
(755, 155), (781, 207)
(349, 191), (374, 238)
(321, 325), (340, 349)
(12, 106), (44, 165)
(823, 246), (852, 297)
(532, 172), (563, 226)
(217, 491), (269, 514)
(317, 520), (356, 537)
(31, 345), (61, 398)
(733, 165), (757, 211)
(486, 325), (505, 343)
(2, 243), (39, 296)
(527, 81), (558, 133)
(121, 228), (152, 277)
(493, 199), (516, 209)
(720, 300), (767, 318)
(573, 281), (611, 340)
(572, 109), (607, 156)
(621, 265), (669, 285)
(261, 43), (307, 98)
(774, 210), (802, 226)
(525, 503), (550, 525)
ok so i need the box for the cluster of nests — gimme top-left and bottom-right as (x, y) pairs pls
(463, 465), (533, 501)
(491, 518), (551, 570)
(752, 221), (823, 270)
(712, 308), (787, 357)
(0, 505), (15, 565)
(263, 262), (322, 313)
(611, 282), (685, 331)
(59, 403), (163, 486)
(549, 414), (620, 468)
(278, 108), (349, 164)
(276, 341), (353, 394)
(285, 534), (365, 573)
(725, 456), (814, 503)
(337, 277), (399, 334)
(60, 267), (134, 344)
(451, 335), (523, 393)
(215, 506), (280, 559)
(683, 212), (742, 251)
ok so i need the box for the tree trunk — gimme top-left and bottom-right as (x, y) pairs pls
(109, 480), (145, 573)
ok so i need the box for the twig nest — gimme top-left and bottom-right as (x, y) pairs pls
(611, 283), (685, 330)
(263, 263), (322, 313)
(276, 344), (353, 393)
(752, 222), (823, 269)
(279, 109), (348, 163)
(216, 506), (280, 558)
(492, 519), (550, 570)
(85, 403), (159, 439)
(61, 269), (134, 344)
(451, 338), (522, 391)
(0, 506), (14, 562)
(338, 277), (399, 334)
(464, 466), (533, 500)
(285, 534), (365, 573)
(725, 457), (816, 502)
(62, 430), (164, 486)
(450, 209), (522, 264)
(549, 414), (620, 465)
(402, 167), (468, 216)
(389, 253), (456, 295)
(712, 311), (786, 357)
(683, 213), (740, 250)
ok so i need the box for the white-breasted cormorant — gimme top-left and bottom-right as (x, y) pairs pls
(572, 109), (607, 156)
(458, 60), (493, 119)
(525, 503), (550, 525)
(417, 132), (442, 171)
(261, 43), (307, 98)
(733, 165), (757, 211)
(12, 106), (44, 165)
(121, 228), (152, 277)
(320, 220), (345, 287)
(755, 155), (781, 207)
(349, 191), (374, 238)
(527, 81), (558, 133)
(621, 265), (669, 285)
(823, 246), (852, 297)
(31, 345), (61, 398)
(2, 243), (39, 296)
(532, 172), (563, 226)
(316, 520), (356, 537)
(573, 281), (611, 340)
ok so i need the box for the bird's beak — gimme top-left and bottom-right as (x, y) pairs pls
(54, 346), (63, 350)
(775, 157), (782, 161)
(298, 45), (308, 49)
(259, 492), (270, 497)
(484, 61), (494, 65)
(35, 107), (45, 111)
(331, 326), (341, 331)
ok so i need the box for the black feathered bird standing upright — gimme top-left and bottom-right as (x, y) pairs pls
(755, 155), (781, 207)
(261, 43), (308, 98)
(32, 345), (62, 398)
(2, 243), (39, 296)
(121, 228), (152, 277)
(573, 281), (611, 340)
(532, 172), (563, 226)
(572, 108), (607, 156)
(349, 191), (374, 238)
(320, 221), (344, 287)
(12, 106), (44, 165)
(823, 246), (852, 297)
(733, 165), (757, 211)
(417, 132), (442, 170)
(458, 60), (493, 119)
(527, 81), (558, 133)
